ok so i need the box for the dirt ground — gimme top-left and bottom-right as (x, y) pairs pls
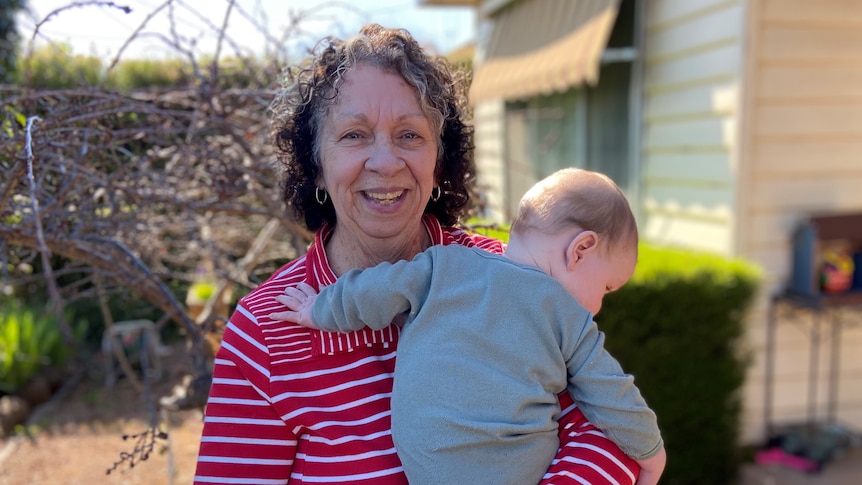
(0, 343), (205, 485)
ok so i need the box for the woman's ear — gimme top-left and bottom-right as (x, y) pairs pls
(565, 230), (599, 271)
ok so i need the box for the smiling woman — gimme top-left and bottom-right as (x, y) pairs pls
(193, 24), (493, 485)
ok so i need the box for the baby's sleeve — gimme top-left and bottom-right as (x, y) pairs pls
(312, 250), (437, 332)
(561, 309), (663, 460)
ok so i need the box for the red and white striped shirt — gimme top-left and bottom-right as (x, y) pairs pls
(194, 215), (639, 484)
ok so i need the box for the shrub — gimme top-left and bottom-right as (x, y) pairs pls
(106, 58), (192, 90)
(465, 218), (510, 242)
(14, 47), (271, 90)
(0, 300), (81, 394)
(597, 244), (761, 485)
(17, 45), (103, 88)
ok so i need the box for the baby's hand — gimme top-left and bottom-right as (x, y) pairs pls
(270, 281), (319, 328)
(634, 447), (666, 485)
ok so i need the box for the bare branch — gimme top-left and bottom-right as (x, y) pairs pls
(24, 116), (75, 344)
(2, 0), (367, 402)
(105, 1), (174, 78)
(3, 83), (307, 381)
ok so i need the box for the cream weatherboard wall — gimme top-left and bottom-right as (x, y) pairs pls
(736, 0), (862, 444)
(641, 0), (862, 445)
(472, 100), (508, 222)
(639, 0), (744, 256)
(640, 0), (763, 440)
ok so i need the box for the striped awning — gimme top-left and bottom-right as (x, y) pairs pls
(470, 0), (620, 104)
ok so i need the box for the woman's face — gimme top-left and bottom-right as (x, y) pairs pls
(318, 64), (439, 242)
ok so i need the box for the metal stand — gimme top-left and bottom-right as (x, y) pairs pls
(764, 291), (862, 438)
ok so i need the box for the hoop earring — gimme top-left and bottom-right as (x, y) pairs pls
(315, 187), (328, 205)
(430, 186), (441, 202)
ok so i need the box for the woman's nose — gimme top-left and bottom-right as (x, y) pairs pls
(365, 137), (406, 175)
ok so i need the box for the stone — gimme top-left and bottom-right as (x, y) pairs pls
(0, 395), (31, 437)
(17, 375), (52, 406)
(159, 373), (211, 411)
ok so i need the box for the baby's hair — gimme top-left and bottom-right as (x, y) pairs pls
(510, 168), (638, 252)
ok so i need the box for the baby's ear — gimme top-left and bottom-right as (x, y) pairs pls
(565, 230), (599, 270)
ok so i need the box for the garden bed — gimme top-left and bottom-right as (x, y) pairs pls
(0, 342), (203, 485)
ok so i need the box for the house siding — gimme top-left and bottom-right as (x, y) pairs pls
(469, 0), (862, 447)
(640, 0), (744, 255)
(738, 0), (862, 443)
(473, 100), (508, 222)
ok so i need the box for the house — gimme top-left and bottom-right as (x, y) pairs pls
(421, 0), (862, 445)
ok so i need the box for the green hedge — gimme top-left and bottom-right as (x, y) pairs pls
(597, 244), (761, 484)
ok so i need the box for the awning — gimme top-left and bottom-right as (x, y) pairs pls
(470, 0), (620, 104)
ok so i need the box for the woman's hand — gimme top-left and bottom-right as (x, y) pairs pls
(270, 281), (320, 328)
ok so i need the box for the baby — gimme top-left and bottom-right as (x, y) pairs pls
(272, 168), (666, 485)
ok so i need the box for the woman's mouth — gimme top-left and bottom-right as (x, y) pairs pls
(365, 190), (404, 206)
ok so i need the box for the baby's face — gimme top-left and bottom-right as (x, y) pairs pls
(562, 243), (636, 315)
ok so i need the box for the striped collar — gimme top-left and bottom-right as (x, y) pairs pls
(305, 215), (447, 355)
(307, 214), (447, 288)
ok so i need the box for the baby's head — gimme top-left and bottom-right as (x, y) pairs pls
(510, 168), (638, 314)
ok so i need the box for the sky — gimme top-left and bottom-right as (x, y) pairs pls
(19, 0), (476, 61)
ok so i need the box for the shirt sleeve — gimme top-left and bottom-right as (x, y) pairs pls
(311, 250), (437, 332)
(562, 311), (663, 461)
(194, 304), (296, 484)
(541, 392), (640, 485)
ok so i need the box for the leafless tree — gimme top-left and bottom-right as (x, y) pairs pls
(1, 0), (374, 399)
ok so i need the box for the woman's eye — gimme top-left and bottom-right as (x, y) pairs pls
(338, 131), (369, 143)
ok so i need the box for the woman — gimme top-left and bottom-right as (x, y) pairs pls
(194, 24), (639, 485)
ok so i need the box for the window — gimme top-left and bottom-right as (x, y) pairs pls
(499, 0), (638, 220)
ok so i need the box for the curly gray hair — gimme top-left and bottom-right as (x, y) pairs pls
(270, 24), (476, 230)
